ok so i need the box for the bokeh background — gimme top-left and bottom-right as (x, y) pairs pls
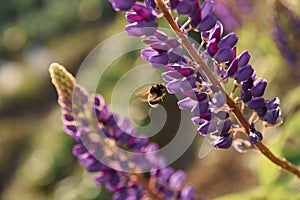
(0, 0), (300, 199)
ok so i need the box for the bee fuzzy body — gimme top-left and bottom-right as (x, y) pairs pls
(138, 84), (166, 108)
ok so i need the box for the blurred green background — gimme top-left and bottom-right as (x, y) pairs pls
(0, 0), (300, 199)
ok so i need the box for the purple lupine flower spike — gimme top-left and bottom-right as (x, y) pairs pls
(50, 63), (199, 199)
(107, 0), (283, 150)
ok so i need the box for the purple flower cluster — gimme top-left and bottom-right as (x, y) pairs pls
(141, 30), (183, 68)
(125, 4), (158, 37)
(49, 63), (199, 200)
(107, 0), (283, 148)
(151, 167), (197, 199)
(273, 0), (300, 72)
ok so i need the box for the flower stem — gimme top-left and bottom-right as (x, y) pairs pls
(132, 173), (164, 200)
(155, 0), (300, 178)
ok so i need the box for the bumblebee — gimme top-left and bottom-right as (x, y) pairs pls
(137, 84), (166, 108)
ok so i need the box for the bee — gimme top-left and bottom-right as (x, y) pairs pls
(137, 84), (166, 108)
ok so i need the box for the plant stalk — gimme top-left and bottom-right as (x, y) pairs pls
(155, 0), (300, 178)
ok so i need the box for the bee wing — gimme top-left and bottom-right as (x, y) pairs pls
(135, 85), (151, 102)
(198, 134), (214, 159)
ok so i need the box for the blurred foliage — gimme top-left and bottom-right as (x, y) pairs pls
(0, 0), (300, 199)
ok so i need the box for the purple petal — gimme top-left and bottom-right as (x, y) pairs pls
(238, 50), (251, 67)
(213, 135), (233, 149)
(197, 121), (210, 135)
(176, 1), (193, 15)
(177, 97), (198, 110)
(86, 160), (102, 172)
(201, 0), (215, 19)
(72, 144), (87, 157)
(94, 94), (104, 107)
(169, 170), (186, 189)
(149, 52), (169, 66)
(214, 110), (229, 119)
(176, 67), (195, 77)
(211, 92), (226, 107)
(191, 100), (209, 115)
(141, 48), (157, 61)
(234, 64), (254, 82)
(95, 172), (111, 184)
(241, 89), (252, 102)
(249, 130), (263, 144)
(209, 21), (223, 42)
(193, 92), (208, 102)
(197, 14), (217, 31)
(251, 78), (267, 97)
(242, 78), (253, 91)
(168, 48), (183, 63)
(145, 0), (156, 9)
(247, 97), (265, 110)
(64, 124), (77, 135)
(201, 31), (209, 40)
(201, 112), (211, 120)
(179, 76), (197, 92)
(263, 108), (280, 125)
(166, 79), (182, 94)
(126, 13), (143, 23)
(63, 114), (74, 122)
(265, 97), (280, 110)
(218, 32), (238, 49)
(150, 41), (168, 52)
(154, 167), (175, 184)
(191, 116), (208, 125)
(218, 118), (232, 136)
(125, 21), (158, 37)
(214, 47), (234, 62)
(190, 8), (202, 28)
(256, 106), (267, 118)
(166, 38), (180, 48)
(170, 0), (180, 9)
(161, 71), (182, 81)
(153, 30), (168, 41)
(207, 38), (218, 56)
(132, 4), (154, 20)
(180, 185), (196, 200)
(227, 58), (238, 77)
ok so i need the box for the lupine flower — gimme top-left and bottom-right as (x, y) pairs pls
(273, 0), (300, 73)
(49, 63), (199, 200)
(107, 0), (283, 150)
